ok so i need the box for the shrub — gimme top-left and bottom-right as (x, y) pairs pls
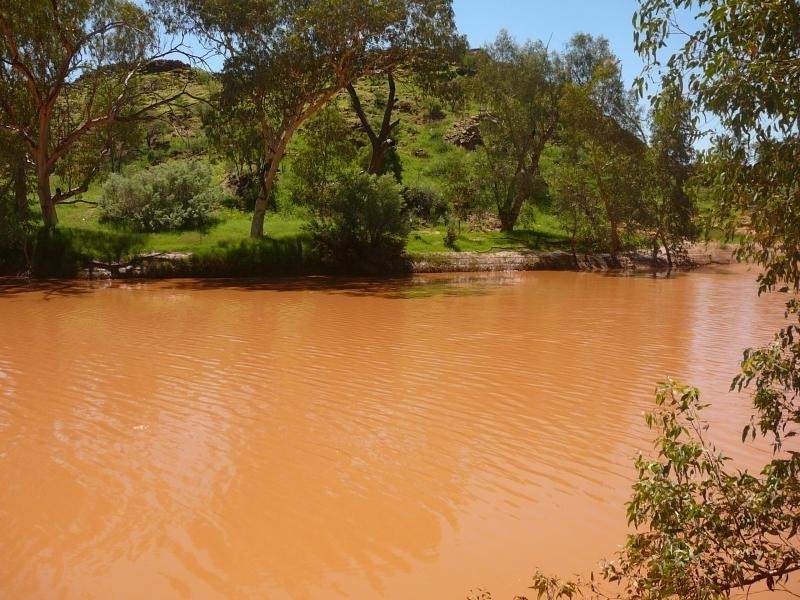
(402, 186), (449, 225)
(29, 228), (147, 278)
(30, 228), (88, 278)
(309, 173), (410, 273)
(423, 97), (446, 121)
(99, 160), (220, 232)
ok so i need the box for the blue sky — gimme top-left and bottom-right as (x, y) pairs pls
(452, 0), (645, 88)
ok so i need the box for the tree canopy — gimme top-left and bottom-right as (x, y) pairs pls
(160, 0), (461, 237)
(0, 0), (189, 226)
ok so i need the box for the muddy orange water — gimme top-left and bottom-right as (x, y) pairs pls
(1, 265), (798, 599)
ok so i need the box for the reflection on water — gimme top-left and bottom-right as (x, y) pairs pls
(0, 265), (795, 599)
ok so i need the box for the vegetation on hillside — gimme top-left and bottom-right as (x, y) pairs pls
(1, 0), (707, 277)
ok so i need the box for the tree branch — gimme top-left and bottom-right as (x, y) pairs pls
(0, 14), (42, 106)
(346, 83), (378, 145)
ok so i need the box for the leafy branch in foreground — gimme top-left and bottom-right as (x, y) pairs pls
(505, 375), (799, 600)
(605, 380), (799, 599)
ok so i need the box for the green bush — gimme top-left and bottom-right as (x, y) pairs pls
(423, 98), (446, 121)
(403, 186), (449, 225)
(30, 228), (88, 278)
(29, 228), (147, 278)
(99, 160), (220, 232)
(309, 173), (410, 273)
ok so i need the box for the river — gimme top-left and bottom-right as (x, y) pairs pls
(0, 265), (796, 598)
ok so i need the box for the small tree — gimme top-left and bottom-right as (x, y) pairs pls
(637, 83), (697, 267)
(559, 34), (646, 257)
(543, 145), (604, 256)
(440, 150), (485, 231)
(471, 31), (564, 232)
(288, 104), (358, 215)
(203, 99), (267, 210)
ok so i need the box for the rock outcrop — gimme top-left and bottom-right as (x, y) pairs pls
(444, 115), (483, 150)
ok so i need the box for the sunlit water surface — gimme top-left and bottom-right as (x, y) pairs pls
(0, 265), (797, 598)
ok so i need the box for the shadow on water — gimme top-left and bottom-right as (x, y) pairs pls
(601, 268), (689, 280)
(0, 272), (523, 300)
(0, 278), (108, 299)
(166, 272), (523, 299)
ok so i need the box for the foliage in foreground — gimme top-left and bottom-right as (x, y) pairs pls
(478, 366), (800, 600)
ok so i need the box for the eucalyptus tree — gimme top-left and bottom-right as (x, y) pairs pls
(558, 34), (646, 257)
(638, 82), (697, 267)
(542, 144), (603, 256)
(0, 0), (190, 227)
(636, 0), (800, 293)
(161, 0), (459, 238)
(602, 1), (800, 593)
(471, 30), (564, 232)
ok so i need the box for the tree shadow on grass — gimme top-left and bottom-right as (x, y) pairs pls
(495, 229), (570, 252)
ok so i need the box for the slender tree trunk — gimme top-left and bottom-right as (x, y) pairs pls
(608, 220), (620, 254)
(250, 155), (280, 238)
(503, 190), (527, 232)
(589, 146), (619, 257)
(12, 157), (31, 264)
(499, 165), (529, 232)
(35, 111), (58, 227)
(35, 159), (57, 228)
(13, 157), (27, 214)
(662, 235), (673, 269)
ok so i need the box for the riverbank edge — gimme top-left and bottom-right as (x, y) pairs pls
(65, 242), (734, 279)
(409, 243), (735, 274)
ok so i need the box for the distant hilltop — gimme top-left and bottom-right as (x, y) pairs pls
(138, 59), (191, 75)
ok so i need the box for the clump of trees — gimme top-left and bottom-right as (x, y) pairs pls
(449, 30), (698, 261)
(1, 0), (706, 274)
